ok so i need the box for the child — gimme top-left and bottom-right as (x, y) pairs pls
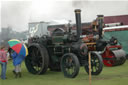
(0, 45), (8, 80)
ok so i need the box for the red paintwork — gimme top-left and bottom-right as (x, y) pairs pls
(102, 45), (122, 67)
(104, 15), (128, 25)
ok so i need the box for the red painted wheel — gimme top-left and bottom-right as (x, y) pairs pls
(102, 51), (115, 67)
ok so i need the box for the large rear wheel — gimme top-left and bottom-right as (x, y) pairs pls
(61, 53), (80, 78)
(25, 43), (49, 74)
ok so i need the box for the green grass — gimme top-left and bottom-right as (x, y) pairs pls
(0, 60), (128, 85)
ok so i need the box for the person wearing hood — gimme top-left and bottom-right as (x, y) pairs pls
(11, 51), (25, 78)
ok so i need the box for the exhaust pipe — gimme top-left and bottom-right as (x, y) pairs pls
(97, 15), (104, 39)
(74, 9), (82, 40)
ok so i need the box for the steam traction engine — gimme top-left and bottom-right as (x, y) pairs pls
(82, 15), (126, 67)
(25, 9), (103, 78)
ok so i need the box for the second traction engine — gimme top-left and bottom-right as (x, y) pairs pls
(82, 15), (126, 67)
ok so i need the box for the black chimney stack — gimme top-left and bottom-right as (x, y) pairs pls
(97, 15), (104, 39)
(75, 9), (82, 40)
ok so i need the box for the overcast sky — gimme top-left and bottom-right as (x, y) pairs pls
(1, 0), (128, 32)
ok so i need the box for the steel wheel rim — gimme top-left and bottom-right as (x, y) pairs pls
(63, 55), (76, 76)
(28, 46), (44, 74)
(91, 54), (101, 73)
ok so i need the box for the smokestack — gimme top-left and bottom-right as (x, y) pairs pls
(74, 9), (82, 40)
(97, 15), (104, 39)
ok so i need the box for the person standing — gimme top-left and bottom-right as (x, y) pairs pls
(11, 51), (25, 78)
(0, 45), (8, 80)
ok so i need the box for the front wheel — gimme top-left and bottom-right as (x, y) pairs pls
(61, 53), (80, 78)
(84, 52), (103, 75)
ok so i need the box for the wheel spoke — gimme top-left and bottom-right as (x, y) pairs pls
(27, 46), (42, 73)
(61, 53), (80, 78)
(84, 52), (103, 75)
(25, 45), (49, 75)
(91, 56), (100, 72)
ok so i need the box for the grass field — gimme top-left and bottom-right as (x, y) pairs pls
(0, 60), (128, 85)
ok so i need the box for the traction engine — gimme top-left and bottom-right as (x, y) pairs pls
(82, 15), (126, 67)
(25, 9), (103, 78)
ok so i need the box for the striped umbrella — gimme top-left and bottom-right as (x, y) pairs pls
(8, 39), (28, 57)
